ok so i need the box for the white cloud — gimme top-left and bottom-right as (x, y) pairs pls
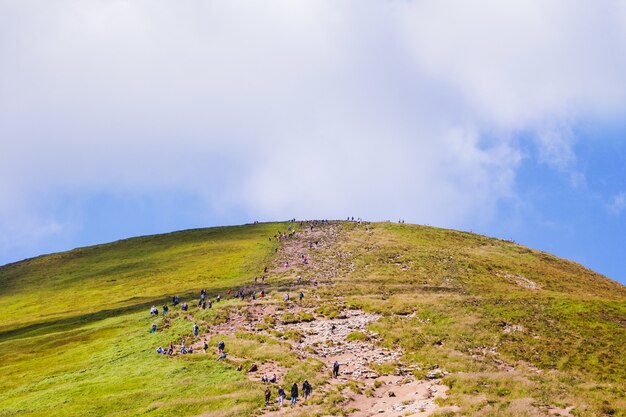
(608, 192), (626, 215)
(1, 0), (626, 259)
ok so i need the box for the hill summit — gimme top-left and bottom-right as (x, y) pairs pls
(1, 221), (625, 417)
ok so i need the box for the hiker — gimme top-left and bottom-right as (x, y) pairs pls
(193, 323), (199, 337)
(181, 302), (188, 311)
(156, 346), (164, 354)
(331, 324), (336, 334)
(202, 301), (206, 309)
(216, 295), (221, 302)
(218, 352), (228, 361)
(162, 305), (168, 315)
(302, 380), (312, 400)
(284, 293), (289, 302)
(297, 275), (302, 284)
(151, 323), (157, 334)
(168, 342), (174, 355)
(208, 300), (212, 308)
(290, 382), (298, 405)
(299, 291), (304, 301)
(248, 363), (258, 372)
(277, 386), (286, 407)
(332, 361), (340, 378)
(173, 295), (179, 305)
(203, 341), (208, 352)
(187, 346), (193, 354)
(260, 289), (265, 297)
(265, 387), (271, 405)
(150, 306), (158, 315)
(270, 374), (277, 383)
(218, 341), (225, 353)
(236, 364), (242, 371)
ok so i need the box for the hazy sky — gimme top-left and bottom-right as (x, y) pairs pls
(1, 1), (626, 284)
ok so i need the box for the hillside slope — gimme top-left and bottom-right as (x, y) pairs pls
(1, 221), (624, 417)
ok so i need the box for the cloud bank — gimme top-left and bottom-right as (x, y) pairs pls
(1, 0), (626, 261)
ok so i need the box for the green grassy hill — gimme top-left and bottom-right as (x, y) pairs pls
(1, 221), (624, 417)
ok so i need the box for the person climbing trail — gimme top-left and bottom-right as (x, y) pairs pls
(277, 386), (286, 407)
(151, 323), (157, 334)
(218, 340), (225, 353)
(333, 361), (340, 378)
(299, 291), (304, 301)
(193, 323), (199, 337)
(302, 380), (312, 400)
(290, 382), (298, 405)
(264, 387), (271, 406)
(162, 305), (168, 315)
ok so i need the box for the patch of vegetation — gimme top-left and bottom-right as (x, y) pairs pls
(281, 311), (315, 324)
(315, 303), (345, 319)
(346, 331), (369, 342)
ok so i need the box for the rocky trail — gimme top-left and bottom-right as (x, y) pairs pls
(187, 222), (454, 417)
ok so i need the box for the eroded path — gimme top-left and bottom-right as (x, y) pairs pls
(189, 222), (453, 416)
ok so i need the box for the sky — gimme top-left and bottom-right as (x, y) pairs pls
(1, 0), (625, 285)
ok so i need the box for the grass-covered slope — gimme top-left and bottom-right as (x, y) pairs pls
(1, 221), (625, 417)
(0, 223), (284, 417)
(316, 222), (626, 416)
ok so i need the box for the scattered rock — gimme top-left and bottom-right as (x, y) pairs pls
(426, 369), (444, 379)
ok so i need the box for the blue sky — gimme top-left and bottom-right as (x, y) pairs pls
(1, 1), (625, 285)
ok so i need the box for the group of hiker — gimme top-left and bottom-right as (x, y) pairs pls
(148, 219), (343, 409)
(149, 304), (169, 316)
(231, 288), (265, 300)
(265, 380), (313, 407)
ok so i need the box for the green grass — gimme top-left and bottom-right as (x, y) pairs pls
(2, 220), (625, 416)
(0, 222), (285, 416)
(0, 223), (283, 335)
